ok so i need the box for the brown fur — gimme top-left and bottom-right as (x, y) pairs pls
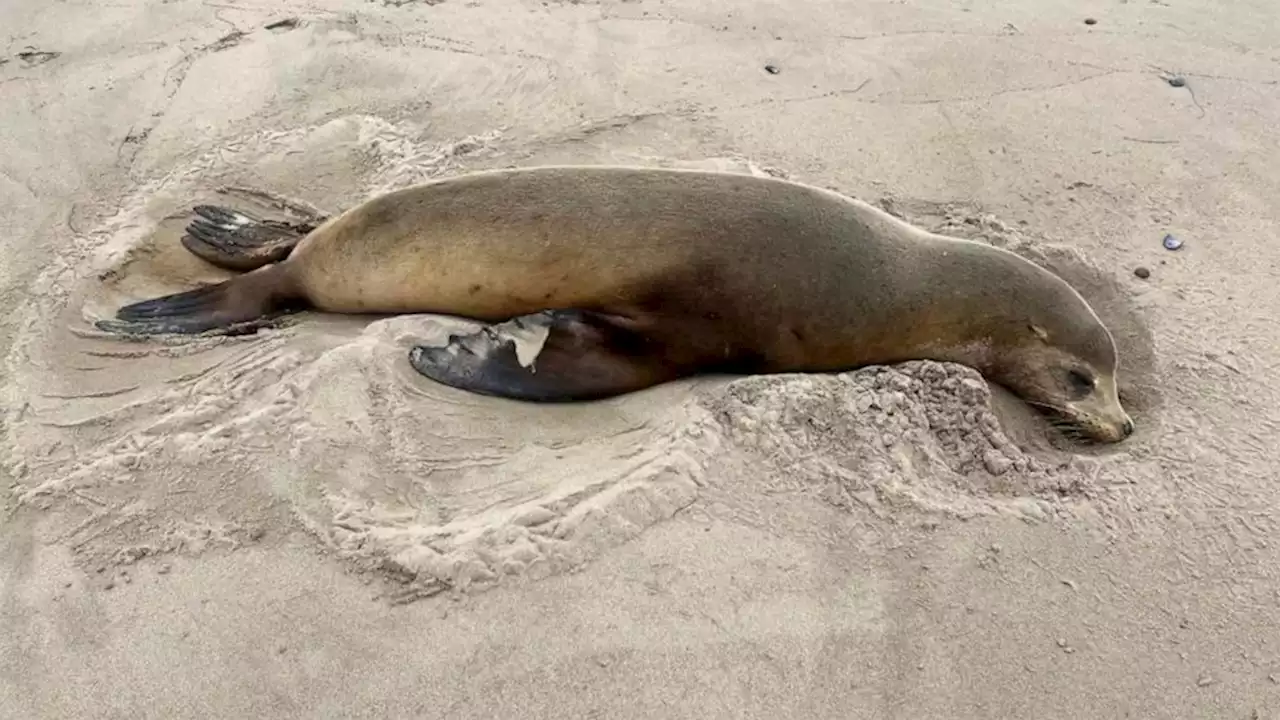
(101, 165), (1134, 443)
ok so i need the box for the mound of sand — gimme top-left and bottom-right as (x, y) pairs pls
(1, 115), (1157, 599)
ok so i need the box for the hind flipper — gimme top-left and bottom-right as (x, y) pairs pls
(95, 312), (292, 338)
(96, 266), (304, 338)
(408, 309), (685, 402)
(181, 205), (316, 272)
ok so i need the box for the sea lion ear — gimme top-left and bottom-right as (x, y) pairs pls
(1028, 323), (1051, 343)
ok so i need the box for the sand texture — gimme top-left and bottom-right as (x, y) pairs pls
(3, 0), (1279, 717)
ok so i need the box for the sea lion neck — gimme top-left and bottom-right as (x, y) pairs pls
(881, 237), (1042, 373)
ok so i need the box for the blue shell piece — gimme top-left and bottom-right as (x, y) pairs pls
(1162, 233), (1183, 250)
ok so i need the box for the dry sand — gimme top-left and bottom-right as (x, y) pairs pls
(2, 0), (1279, 717)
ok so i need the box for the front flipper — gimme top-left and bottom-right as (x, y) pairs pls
(408, 309), (682, 402)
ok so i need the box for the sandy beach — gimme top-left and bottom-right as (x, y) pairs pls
(3, 0), (1279, 717)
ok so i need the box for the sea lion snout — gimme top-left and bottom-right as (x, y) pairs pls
(1092, 412), (1135, 443)
(1059, 389), (1134, 444)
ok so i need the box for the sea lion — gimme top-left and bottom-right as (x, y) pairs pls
(99, 165), (1135, 443)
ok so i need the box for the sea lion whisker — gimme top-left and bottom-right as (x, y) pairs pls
(1022, 399), (1068, 414)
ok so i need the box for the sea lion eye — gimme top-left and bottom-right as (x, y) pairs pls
(1065, 368), (1095, 398)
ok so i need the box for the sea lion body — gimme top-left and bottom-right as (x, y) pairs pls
(292, 168), (922, 351)
(103, 165), (1135, 443)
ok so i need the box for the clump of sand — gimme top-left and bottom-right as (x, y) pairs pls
(0, 115), (1155, 599)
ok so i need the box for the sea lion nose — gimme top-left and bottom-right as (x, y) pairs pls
(1121, 418), (1135, 437)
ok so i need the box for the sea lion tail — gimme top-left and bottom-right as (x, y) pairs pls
(96, 265), (305, 337)
(181, 205), (315, 272)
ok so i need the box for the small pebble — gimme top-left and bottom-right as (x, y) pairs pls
(1167, 75), (1186, 88)
(158, 563), (171, 575)
(1196, 675), (1216, 687)
(1084, 17), (1098, 25)
(103, 581), (115, 591)
(1162, 233), (1183, 250)
(764, 64), (780, 75)
(1134, 266), (1151, 279)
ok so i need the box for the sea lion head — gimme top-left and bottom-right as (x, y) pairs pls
(991, 314), (1134, 444)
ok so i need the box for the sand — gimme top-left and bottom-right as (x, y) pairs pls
(2, 0), (1279, 717)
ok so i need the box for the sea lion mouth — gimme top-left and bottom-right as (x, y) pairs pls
(1029, 405), (1132, 445)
